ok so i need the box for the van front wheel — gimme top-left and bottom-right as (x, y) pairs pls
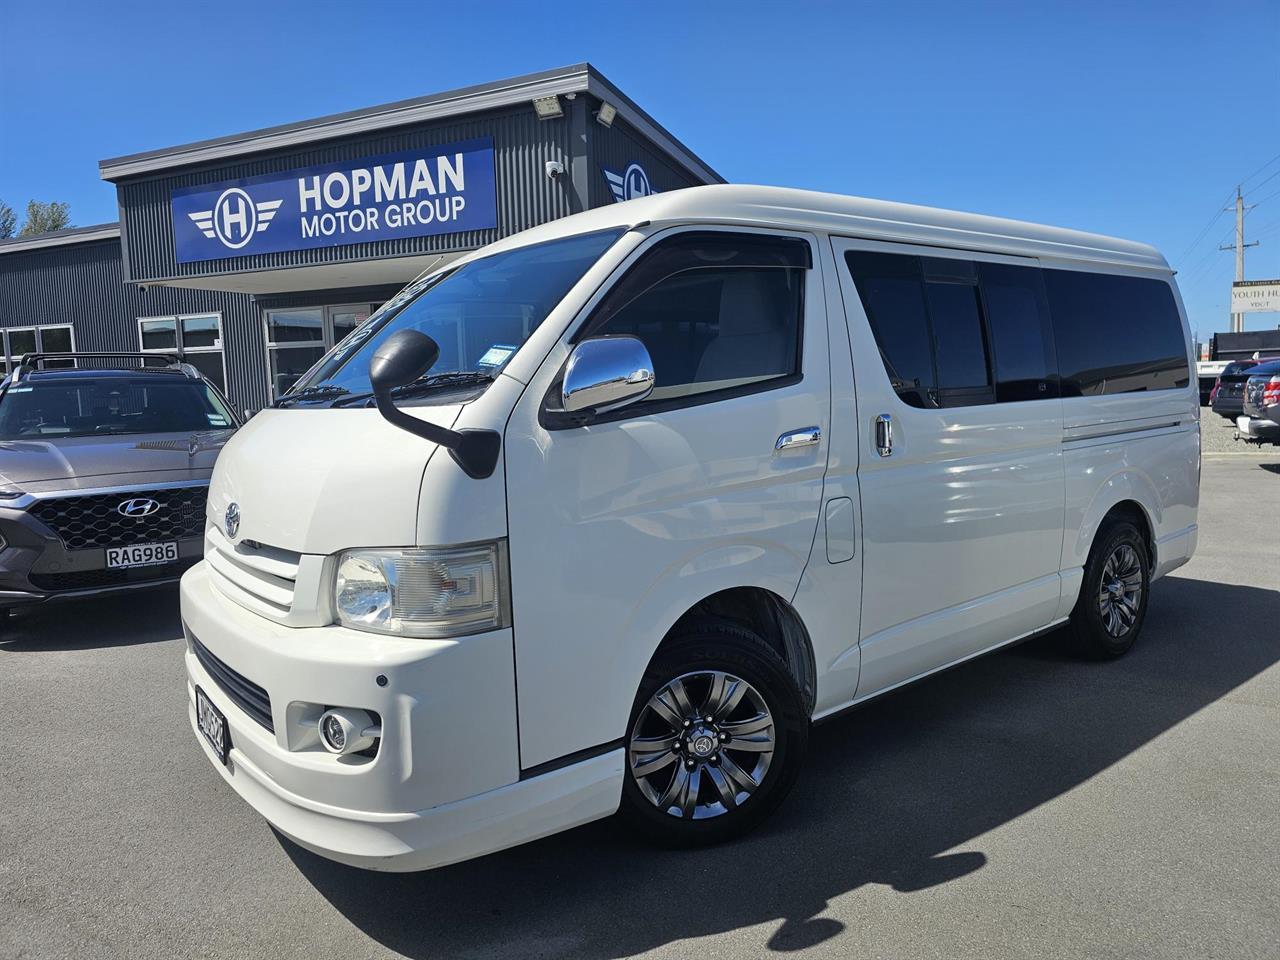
(1068, 519), (1150, 659)
(619, 623), (807, 846)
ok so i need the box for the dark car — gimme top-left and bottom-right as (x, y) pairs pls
(1210, 358), (1279, 420)
(1237, 359), (1280, 445)
(0, 353), (239, 613)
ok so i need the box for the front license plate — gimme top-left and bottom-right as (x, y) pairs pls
(195, 686), (230, 765)
(106, 541), (179, 569)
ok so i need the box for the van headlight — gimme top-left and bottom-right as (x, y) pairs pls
(333, 541), (509, 638)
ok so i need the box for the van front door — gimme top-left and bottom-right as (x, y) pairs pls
(504, 228), (831, 771)
(831, 238), (1066, 697)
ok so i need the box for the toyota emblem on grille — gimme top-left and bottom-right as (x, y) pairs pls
(225, 502), (240, 539)
(117, 497), (160, 518)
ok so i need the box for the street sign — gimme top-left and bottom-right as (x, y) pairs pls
(1231, 280), (1280, 314)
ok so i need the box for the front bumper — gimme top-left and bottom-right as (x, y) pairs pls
(0, 481), (207, 607)
(181, 561), (622, 871)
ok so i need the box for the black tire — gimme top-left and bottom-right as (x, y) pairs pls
(1067, 519), (1151, 659)
(619, 620), (808, 847)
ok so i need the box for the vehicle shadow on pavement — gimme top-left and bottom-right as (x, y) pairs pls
(0, 588), (181, 650)
(281, 574), (1280, 959)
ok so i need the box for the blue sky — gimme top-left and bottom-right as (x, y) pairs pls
(2, 0), (1278, 338)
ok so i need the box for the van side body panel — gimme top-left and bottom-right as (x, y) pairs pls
(830, 239), (1067, 700)
(793, 234), (864, 714)
(504, 230), (832, 770)
(1053, 268), (1201, 606)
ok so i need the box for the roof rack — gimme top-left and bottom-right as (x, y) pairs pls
(12, 352), (198, 384)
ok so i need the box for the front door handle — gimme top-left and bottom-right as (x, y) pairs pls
(775, 426), (821, 452)
(875, 414), (893, 457)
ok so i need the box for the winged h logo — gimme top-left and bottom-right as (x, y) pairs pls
(602, 162), (658, 204)
(189, 187), (284, 251)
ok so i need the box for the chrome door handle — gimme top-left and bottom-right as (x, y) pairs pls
(875, 414), (893, 457)
(775, 426), (821, 451)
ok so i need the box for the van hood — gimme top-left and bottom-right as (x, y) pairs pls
(206, 406), (461, 555)
(0, 430), (234, 494)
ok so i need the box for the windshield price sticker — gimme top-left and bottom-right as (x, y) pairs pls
(477, 345), (517, 369)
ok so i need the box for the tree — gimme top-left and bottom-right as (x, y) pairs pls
(18, 200), (72, 237)
(0, 201), (15, 239)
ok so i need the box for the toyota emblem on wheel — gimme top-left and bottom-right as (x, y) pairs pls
(116, 497), (160, 518)
(224, 502), (240, 538)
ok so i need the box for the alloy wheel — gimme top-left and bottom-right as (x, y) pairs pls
(628, 670), (775, 820)
(1097, 543), (1144, 637)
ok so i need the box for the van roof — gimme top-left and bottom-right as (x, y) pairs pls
(480, 184), (1169, 272)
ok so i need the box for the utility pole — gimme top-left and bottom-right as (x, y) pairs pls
(1220, 186), (1259, 333)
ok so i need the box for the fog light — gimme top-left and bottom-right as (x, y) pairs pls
(318, 708), (380, 755)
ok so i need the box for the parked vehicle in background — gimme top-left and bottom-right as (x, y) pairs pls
(0, 353), (240, 614)
(1210, 358), (1277, 421)
(180, 185), (1199, 873)
(1236, 359), (1280, 445)
(1197, 359), (1229, 405)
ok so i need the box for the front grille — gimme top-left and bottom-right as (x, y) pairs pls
(28, 558), (197, 592)
(190, 634), (274, 732)
(31, 486), (208, 550)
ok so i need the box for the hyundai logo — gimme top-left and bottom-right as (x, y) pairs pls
(117, 498), (160, 519)
(224, 502), (240, 539)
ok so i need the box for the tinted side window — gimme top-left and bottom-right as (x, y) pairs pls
(588, 233), (808, 405)
(844, 251), (936, 408)
(979, 262), (1058, 402)
(1044, 270), (1189, 396)
(926, 279), (993, 404)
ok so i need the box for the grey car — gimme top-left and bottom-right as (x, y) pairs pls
(0, 353), (239, 613)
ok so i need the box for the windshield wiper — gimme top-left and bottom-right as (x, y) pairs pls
(272, 384), (350, 408)
(331, 370), (496, 408)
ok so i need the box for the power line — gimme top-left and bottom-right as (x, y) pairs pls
(1174, 189), (1234, 266)
(1247, 166), (1280, 196)
(1240, 151), (1280, 189)
(1173, 153), (1280, 268)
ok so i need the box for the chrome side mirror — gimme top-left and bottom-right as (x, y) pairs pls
(562, 336), (655, 416)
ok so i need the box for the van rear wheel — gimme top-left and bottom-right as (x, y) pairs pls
(619, 623), (807, 846)
(1068, 519), (1150, 659)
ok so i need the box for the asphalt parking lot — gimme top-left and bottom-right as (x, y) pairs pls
(2, 453), (1278, 960)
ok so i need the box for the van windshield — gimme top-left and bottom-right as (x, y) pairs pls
(291, 228), (624, 401)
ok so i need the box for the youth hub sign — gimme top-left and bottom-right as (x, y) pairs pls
(171, 138), (497, 263)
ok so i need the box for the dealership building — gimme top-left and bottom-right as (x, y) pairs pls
(0, 64), (721, 413)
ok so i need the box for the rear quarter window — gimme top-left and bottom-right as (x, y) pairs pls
(1043, 270), (1188, 397)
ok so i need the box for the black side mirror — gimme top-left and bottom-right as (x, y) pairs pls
(369, 330), (439, 393)
(368, 330), (500, 480)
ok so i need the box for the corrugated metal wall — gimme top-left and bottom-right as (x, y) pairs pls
(588, 110), (707, 208)
(0, 238), (268, 412)
(3, 92), (720, 424)
(118, 103), (576, 284)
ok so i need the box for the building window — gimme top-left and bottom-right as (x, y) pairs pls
(4, 325), (76, 372)
(138, 313), (227, 392)
(264, 303), (373, 398)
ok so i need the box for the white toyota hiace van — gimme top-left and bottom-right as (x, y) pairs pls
(182, 185), (1199, 871)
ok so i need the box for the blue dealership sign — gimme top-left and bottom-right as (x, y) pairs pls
(171, 138), (497, 263)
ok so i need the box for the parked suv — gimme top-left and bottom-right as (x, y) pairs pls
(1210, 358), (1277, 421)
(0, 353), (239, 614)
(1237, 359), (1280, 445)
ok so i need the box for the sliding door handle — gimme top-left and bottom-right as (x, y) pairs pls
(875, 414), (893, 457)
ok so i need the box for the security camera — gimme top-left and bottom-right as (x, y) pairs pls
(545, 160), (565, 180)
